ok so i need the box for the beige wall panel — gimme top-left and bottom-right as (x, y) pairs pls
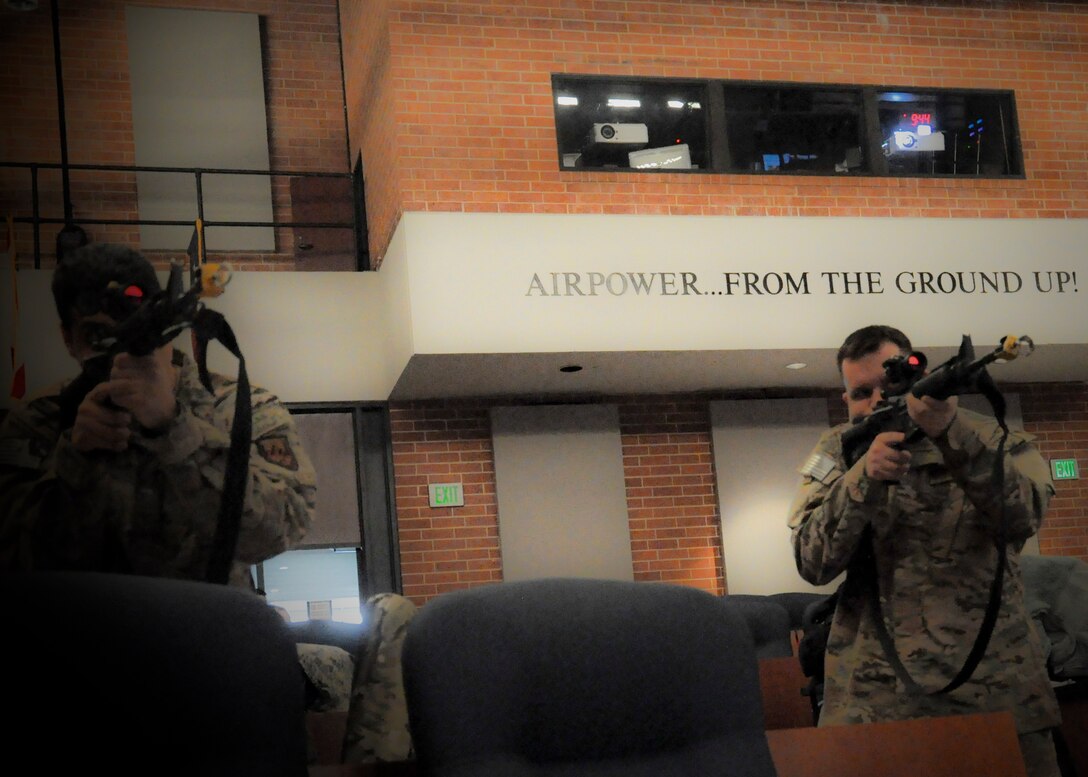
(491, 404), (633, 581)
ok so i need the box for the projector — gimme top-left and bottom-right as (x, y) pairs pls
(590, 123), (649, 145)
(886, 129), (945, 154)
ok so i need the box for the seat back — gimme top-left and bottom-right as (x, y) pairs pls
(402, 577), (777, 777)
(2, 571), (307, 777)
(723, 594), (794, 658)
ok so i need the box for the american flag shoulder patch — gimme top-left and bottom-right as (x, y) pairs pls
(799, 451), (836, 482)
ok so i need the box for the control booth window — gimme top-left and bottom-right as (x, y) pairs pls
(552, 76), (708, 171)
(721, 84), (865, 174)
(877, 90), (1022, 176)
(550, 75), (1023, 179)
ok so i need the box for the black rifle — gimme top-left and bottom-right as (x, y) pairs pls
(840, 333), (1033, 468)
(55, 260), (247, 586)
(57, 261), (220, 428)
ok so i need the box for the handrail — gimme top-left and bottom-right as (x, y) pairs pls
(0, 161), (356, 269)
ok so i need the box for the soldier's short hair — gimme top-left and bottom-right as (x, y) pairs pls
(836, 325), (912, 374)
(52, 243), (162, 330)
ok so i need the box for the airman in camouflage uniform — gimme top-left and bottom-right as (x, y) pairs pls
(0, 244), (315, 587)
(788, 325), (1061, 777)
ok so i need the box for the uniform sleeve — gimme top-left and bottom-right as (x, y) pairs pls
(136, 387), (317, 564)
(933, 411), (1053, 544)
(786, 429), (892, 586)
(0, 400), (114, 572)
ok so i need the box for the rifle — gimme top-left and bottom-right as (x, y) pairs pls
(839, 334), (1034, 467)
(54, 258), (246, 586)
(57, 260), (231, 429)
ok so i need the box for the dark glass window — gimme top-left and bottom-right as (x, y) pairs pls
(551, 75), (1023, 179)
(877, 90), (1021, 176)
(552, 76), (708, 171)
(722, 85), (865, 174)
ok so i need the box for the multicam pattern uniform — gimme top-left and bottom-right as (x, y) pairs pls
(0, 350), (315, 587)
(297, 642), (356, 713)
(788, 408), (1061, 736)
(342, 592), (418, 763)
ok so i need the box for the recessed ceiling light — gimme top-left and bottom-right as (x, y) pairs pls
(785, 362), (807, 370)
(607, 98), (641, 108)
(559, 365), (583, 373)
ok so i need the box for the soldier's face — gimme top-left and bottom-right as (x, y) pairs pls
(841, 341), (904, 423)
(62, 311), (116, 365)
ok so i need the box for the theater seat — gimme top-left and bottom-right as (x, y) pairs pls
(401, 577), (777, 777)
(723, 593), (795, 658)
(1, 571), (308, 777)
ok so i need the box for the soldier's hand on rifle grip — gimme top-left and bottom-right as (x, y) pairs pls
(907, 393), (958, 439)
(865, 431), (912, 481)
(71, 382), (132, 453)
(107, 346), (180, 433)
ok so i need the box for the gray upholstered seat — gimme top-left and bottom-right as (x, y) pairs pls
(2, 571), (308, 777)
(722, 593), (795, 658)
(402, 577), (777, 777)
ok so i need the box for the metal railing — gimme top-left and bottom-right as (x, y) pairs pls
(0, 161), (358, 272)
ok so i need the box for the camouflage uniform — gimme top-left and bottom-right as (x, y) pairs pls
(342, 592), (417, 763)
(788, 408), (1061, 773)
(0, 350), (316, 587)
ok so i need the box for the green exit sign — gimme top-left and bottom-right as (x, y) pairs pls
(428, 483), (465, 508)
(1051, 459), (1080, 481)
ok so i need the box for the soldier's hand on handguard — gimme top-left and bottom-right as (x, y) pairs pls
(907, 393), (958, 439)
(865, 431), (912, 481)
(106, 345), (180, 433)
(72, 382), (132, 453)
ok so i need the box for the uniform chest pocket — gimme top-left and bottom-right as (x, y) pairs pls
(889, 470), (959, 542)
(916, 471), (958, 513)
(917, 472), (971, 562)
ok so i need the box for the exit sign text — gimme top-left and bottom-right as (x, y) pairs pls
(428, 483), (465, 507)
(1051, 459), (1080, 481)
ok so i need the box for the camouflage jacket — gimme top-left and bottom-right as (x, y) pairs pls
(0, 350), (316, 587)
(788, 408), (1060, 734)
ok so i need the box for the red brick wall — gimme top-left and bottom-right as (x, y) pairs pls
(339, 0), (403, 272)
(391, 383), (1088, 606)
(1019, 383), (1088, 557)
(0, 0), (347, 270)
(618, 396), (724, 595)
(346, 0), (1088, 268)
(390, 401), (503, 602)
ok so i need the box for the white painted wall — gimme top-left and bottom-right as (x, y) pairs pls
(491, 404), (634, 582)
(711, 398), (841, 595)
(6, 214), (1085, 406)
(394, 213), (1088, 355)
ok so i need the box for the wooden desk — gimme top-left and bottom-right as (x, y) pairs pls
(758, 656), (814, 730)
(766, 711), (1026, 777)
(310, 711), (1025, 777)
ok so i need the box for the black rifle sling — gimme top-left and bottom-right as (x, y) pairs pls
(192, 308), (252, 585)
(860, 371), (1012, 696)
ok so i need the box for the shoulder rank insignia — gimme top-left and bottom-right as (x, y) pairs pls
(256, 436), (299, 471)
(799, 451), (836, 482)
